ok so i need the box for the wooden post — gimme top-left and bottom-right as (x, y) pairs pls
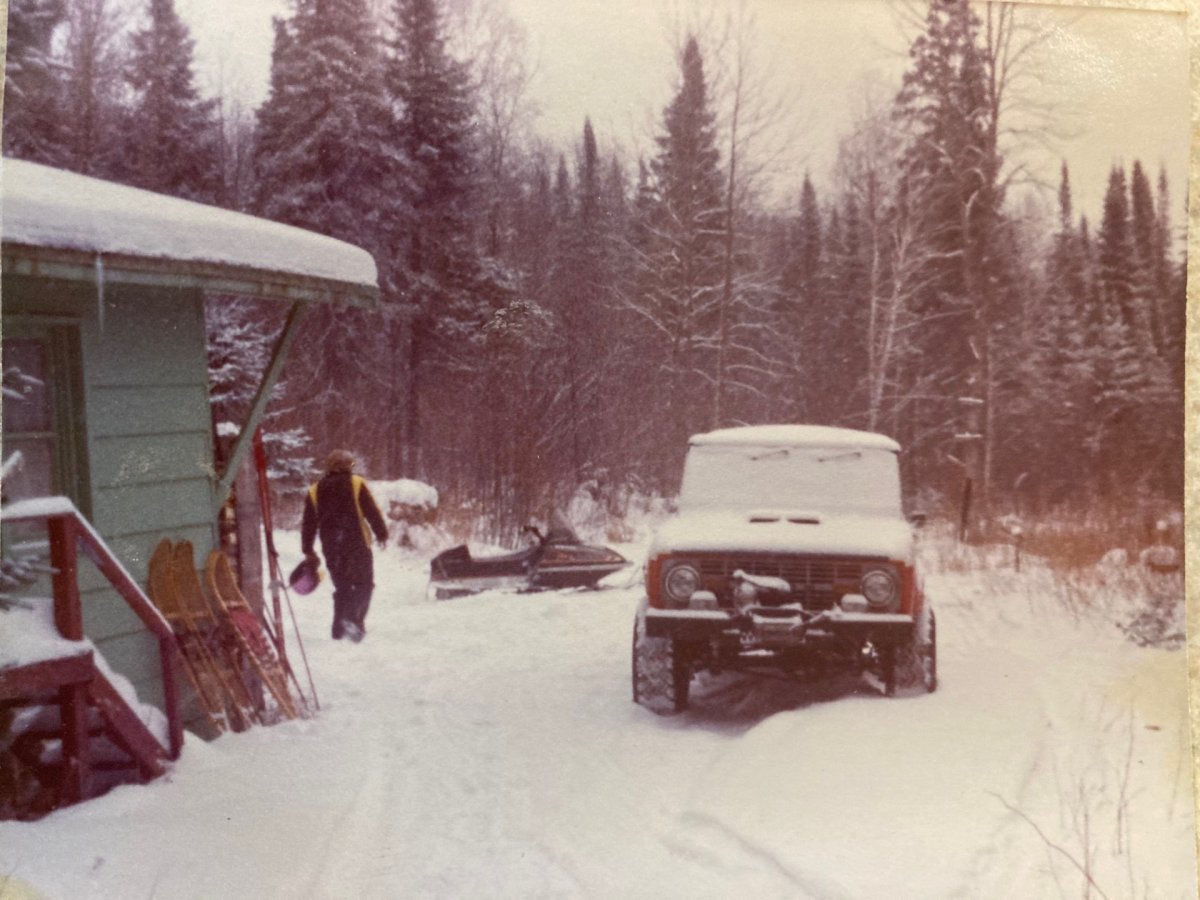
(234, 457), (265, 612)
(48, 515), (82, 640)
(59, 682), (92, 803)
(159, 637), (184, 758)
(48, 515), (91, 801)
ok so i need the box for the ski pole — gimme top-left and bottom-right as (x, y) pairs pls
(253, 427), (319, 713)
(281, 582), (320, 711)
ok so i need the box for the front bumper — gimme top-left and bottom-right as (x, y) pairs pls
(644, 606), (914, 647)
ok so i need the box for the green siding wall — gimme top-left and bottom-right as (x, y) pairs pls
(90, 385), (211, 436)
(3, 274), (218, 715)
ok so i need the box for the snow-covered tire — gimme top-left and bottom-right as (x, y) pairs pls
(631, 616), (690, 715)
(888, 608), (937, 697)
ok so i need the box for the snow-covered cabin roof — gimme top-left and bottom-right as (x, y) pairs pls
(690, 424), (901, 452)
(2, 158), (378, 305)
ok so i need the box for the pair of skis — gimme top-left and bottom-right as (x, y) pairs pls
(147, 540), (307, 733)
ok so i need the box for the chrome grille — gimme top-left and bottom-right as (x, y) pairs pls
(698, 556), (873, 609)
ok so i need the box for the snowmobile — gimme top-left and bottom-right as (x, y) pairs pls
(429, 511), (629, 600)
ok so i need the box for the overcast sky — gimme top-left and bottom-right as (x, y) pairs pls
(175, 0), (1190, 224)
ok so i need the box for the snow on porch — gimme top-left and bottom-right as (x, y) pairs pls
(1, 158), (378, 291)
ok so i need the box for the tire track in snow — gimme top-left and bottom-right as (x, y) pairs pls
(313, 582), (596, 897)
(300, 732), (396, 897)
(665, 811), (855, 899)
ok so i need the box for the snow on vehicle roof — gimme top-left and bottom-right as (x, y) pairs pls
(690, 424), (900, 452)
(2, 158), (378, 291)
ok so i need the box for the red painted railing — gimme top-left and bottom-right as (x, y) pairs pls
(1, 499), (183, 762)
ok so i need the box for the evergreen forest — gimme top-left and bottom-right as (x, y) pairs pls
(4, 0), (1187, 539)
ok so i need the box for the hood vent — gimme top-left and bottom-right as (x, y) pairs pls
(747, 510), (822, 525)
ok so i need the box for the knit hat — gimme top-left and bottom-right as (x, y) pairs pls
(325, 449), (355, 473)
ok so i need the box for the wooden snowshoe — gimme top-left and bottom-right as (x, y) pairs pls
(146, 539), (231, 734)
(171, 541), (261, 731)
(204, 550), (299, 721)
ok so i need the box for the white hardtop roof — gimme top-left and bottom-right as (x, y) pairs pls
(2, 158), (378, 297)
(690, 424), (901, 452)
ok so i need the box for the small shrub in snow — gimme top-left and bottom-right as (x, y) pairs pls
(918, 519), (1184, 649)
(1119, 583), (1186, 649)
(997, 505), (1184, 572)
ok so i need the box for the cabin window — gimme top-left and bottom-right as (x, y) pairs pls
(2, 324), (89, 517)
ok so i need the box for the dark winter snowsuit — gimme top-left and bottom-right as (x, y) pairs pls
(300, 471), (388, 639)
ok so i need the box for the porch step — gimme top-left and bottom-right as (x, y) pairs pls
(1, 652), (171, 819)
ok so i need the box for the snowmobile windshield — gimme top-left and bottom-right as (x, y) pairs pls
(678, 444), (902, 517)
(545, 510), (581, 544)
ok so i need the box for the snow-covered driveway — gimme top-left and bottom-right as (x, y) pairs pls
(1, 538), (1194, 899)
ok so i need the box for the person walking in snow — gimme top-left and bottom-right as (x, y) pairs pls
(301, 450), (388, 642)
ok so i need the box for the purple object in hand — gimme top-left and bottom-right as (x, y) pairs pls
(289, 558), (322, 595)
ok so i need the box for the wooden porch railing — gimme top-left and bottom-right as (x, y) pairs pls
(1, 498), (184, 765)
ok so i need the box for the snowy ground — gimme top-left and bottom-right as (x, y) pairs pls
(1, 530), (1194, 899)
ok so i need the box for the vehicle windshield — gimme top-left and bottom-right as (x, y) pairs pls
(545, 509), (581, 544)
(678, 444), (902, 517)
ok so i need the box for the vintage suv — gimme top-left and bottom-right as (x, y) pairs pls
(632, 424), (936, 714)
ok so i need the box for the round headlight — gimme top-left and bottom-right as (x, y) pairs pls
(861, 569), (897, 607)
(664, 564), (700, 605)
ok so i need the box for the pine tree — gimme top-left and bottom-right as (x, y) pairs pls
(512, 152), (557, 303)
(255, 0), (405, 242)
(1036, 162), (1096, 501)
(779, 174), (824, 419)
(544, 119), (625, 491)
(791, 175), (822, 306)
(386, 0), (483, 476)
(1093, 163), (1175, 494)
(553, 154), (572, 222)
(124, 0), (219, 201)
(1098, 165), (1136, 336)
(1154, 168), (1176, 308)
(634, 35), (725, 481)
(253, 0), (409, 462)
(60, 0), (129, 178)
(578, 119), (601, 232)
(822, 183), (873, 426)
(1128, 160), (1163, 351)
(1125, 162), (1181, 498)
(1156, 169), (1185, 395)
(553, 120), (606, 483)
(602, 155), (628, 229)
(893, 0), (1004, 515)
(614, 156), (673, 485)
(387, 0), (476, 275)
(4, 0), (68, 164)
